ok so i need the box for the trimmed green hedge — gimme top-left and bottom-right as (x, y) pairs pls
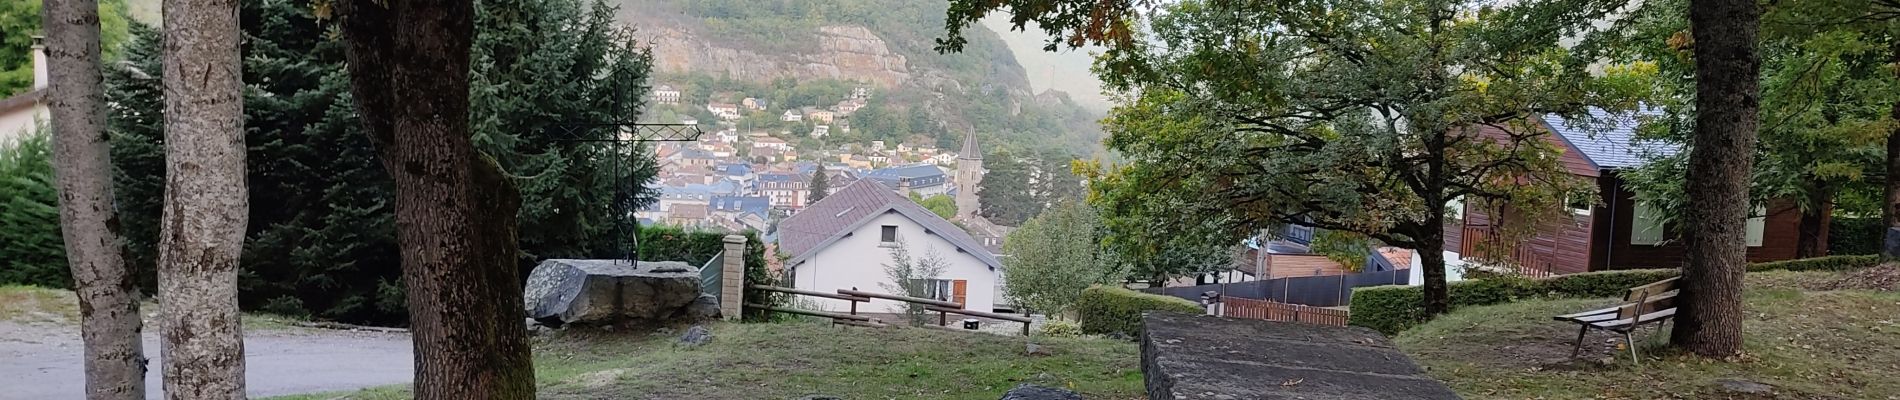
(1348, 255), (1881, 335)
(1076, 285), (1204, 337)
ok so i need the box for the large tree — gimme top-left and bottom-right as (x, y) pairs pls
(42, 0), (145, 397)
(158, 0), (248, 394)
(336, 0), (535, 397)
(950, 0), (1638, 314)
(1672, 0), (1762, 358)
(976, 147), (1083, 226)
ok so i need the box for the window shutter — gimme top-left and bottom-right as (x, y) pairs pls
(952, 280), (968, 307)
(1631, 201), (1664, 246)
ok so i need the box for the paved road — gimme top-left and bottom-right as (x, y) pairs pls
(0, 321), (412, 399)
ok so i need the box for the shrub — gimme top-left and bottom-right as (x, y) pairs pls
(1746, 255), (1878, 273)
(1038, 320), (1083, 338)
(1828, 216), (1882, 256)
(1349, 257), (1878, 335)
(1076, 285), (1203, 337)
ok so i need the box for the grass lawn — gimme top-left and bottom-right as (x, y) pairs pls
(0, 284), (303, 330)
(281, 321), (1143, 400)
(1397, 268), (1900, 399)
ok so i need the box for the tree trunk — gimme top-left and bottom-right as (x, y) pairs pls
(1885, 41), (1900, 259)
(1673, 0), (1760, 358)
(1416, 232), (1449, 316)
(337, 0), (537, 398)
(1795, 186), (1832, 259)
(158, 0), (248, 396)
(42, 0), (147, 397)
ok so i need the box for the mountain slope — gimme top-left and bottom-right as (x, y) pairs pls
(616, 0), (1104, 154)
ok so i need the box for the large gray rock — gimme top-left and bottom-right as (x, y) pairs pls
(523, 259), (703, 326)
(1141, 312), (1461, 399)
(999, 384), (1081, 400)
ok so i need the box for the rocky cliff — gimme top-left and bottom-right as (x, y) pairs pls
(646, 25), (915, 88)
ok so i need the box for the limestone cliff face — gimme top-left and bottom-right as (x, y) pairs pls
(647, 25), (912, 88)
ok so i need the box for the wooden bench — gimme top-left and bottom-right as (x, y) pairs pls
(1552, 277), (1678, 365)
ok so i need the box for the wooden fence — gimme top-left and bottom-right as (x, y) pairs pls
(1222, 297), (1350, 326)
(1460, 225), (1558, 279)
(748, 285), (1033, 335)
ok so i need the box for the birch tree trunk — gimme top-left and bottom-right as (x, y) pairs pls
(1673, 0), (1760, 358)
(159, 0), (248, 396)
(43, 0), (148, 397)
(338, 0), (538, 397)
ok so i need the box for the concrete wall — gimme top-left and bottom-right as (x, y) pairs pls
(789, 211), (999, 313)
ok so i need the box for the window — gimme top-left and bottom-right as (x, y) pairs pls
(907, 279), (966, 303)
(1566, 194), (1595, 216)
(880, 225), (898, 243)
(1745, 206), (1766, 247)
(1631, 201), (1664, 245)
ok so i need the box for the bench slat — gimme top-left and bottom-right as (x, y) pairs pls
(1588, 308), (1676, 330)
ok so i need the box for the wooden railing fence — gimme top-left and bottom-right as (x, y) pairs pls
(748, 285), (1033, 335)
(1221, 297), (1350, 326)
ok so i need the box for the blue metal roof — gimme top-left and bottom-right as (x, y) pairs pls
(867, 164), (945, 180)
(715, 163), (753, 177)
(757, 173), (799, 183)
(709, 195), (770, 215)
(1539, 106), (1676, 170)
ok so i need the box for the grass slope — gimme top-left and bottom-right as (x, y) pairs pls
(285, 322), (1143, 399)
(1397, 269), (1900, 399)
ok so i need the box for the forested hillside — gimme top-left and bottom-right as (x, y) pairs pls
(617, 0), (1105, 155)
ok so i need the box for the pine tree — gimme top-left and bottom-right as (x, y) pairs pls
(103, 0), (659, 325)
(808, 164), (829, 204)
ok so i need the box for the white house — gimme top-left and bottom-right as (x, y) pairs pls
(652, 85), (681, 104)
(810, 124), (830, 138)
(707, 103), (742, 120)
(781, 109), (803, 122)
(753, 136), (791, 151)
(1, 40), (50, 147)
(777, 180), (1004, 313)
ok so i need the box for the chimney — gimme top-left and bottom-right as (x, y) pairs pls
(31, 36), (48, 90)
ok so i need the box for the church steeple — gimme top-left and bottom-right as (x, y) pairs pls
(959, 131), (981, 160)
(954, 132), (982, 221)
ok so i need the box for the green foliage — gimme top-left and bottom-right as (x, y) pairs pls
(1074, 285), (1202, 337)
(635, 225), (780, 321)
(0, 127), (68, 288)
(1589, 0), (1897, 232)
(632, 0), (1106, 155)
(1001, 199), (1117, 317)
(1828, 216), (1882, 255)
(1036, 319), (1082, 338)
(1056, 0), (1641, 312)
(910, 193), (957, 220)
(1349, 255), (1884, 334)
(101, 0), (663, 325)
(977, 147), (1084, 226)
(807, 165), (830, 204)
(0, 0), (131, 96)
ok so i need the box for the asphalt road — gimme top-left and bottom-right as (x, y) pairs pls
(0, 321), (413, 399)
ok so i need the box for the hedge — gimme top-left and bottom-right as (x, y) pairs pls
(1076, 285), (1204, 337)
(1348, 255), (1882, 335)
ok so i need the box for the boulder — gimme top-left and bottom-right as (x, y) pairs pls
(678, 324), (714, 347)
(523, 259), (703, 326)
(685, 294), (722, 321)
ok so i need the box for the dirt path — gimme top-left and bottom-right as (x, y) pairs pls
(0, 321), (412, 399)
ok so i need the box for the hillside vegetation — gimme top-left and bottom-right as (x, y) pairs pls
(619, 0), (1106, 155)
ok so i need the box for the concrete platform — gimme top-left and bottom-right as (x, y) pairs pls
(1141, 312), (1461, 399)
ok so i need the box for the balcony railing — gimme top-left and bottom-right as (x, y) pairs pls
(1458, 225), (1556, 278)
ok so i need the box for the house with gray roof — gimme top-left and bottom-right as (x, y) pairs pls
(1449, 107), (1813, 276)
(776, 179), (1005, 313)
(866, 163), (949, 197)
